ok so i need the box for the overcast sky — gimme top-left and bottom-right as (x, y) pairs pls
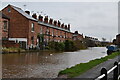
(1, 1), (118, 41)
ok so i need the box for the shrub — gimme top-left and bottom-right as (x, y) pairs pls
(64, 40), (75, 51)
(48, 40), (87, 52)
(48, 41), (65, 51)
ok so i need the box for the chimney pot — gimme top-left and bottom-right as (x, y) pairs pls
(75, 31), (78, 34)
(54, 20), (57, 26)
(49, 18), (53, 24)
(44, 16), (48, 23)
(68, 24), (70, 30)
(58, 20), (61, 27)
(65, 25), (67, 29)
(61, 23), (64, 28)
(32, 13), (37, 19)
(38, 15), (43, 22)
(25, 11), (30, 15)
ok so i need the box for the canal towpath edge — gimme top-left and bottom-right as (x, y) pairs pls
(75, 55), (120, 79)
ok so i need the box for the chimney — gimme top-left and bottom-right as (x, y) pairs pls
(58, 20), (61, 27)
(54, 20), (57, 26)
(75, 31), (78, 34)
(44, 16), (48, 23)
(49, 18), (53, 24)
(61, 23), (64, 28)
(65, 25), (67, 29)
(68, 24), (70, 30)
(38, 15), (43, 22)
(25, 11), (30, 15)
(32, 13), (37, 19)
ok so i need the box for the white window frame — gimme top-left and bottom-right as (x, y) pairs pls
(31, 23), (34, 32)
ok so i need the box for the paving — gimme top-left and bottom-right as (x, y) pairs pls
(75, 55), (120, 80)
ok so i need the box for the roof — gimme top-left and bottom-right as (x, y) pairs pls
(0, 12), (10, 19)
(38, 21), (70, 32)
(10, 5), (37, 21)
(3, 4), (72, 32)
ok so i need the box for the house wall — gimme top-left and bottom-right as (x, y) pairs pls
(1, 18), (9, 39)
(2, 5), (40, 48)
(28, 20), (40, 48)
(2, 5), (29, 38)
(2, 5), (83, 49)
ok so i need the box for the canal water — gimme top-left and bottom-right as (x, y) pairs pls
(2, 47), (107, 78)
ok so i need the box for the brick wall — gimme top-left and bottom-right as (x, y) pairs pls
(2, 40), (20, 48)
(2, 5), (40, 48)
(1, 18), (9, 39)
(28, 20), (40, 47)
(2, 5), (81, 49)
(2, 5), (29, 38)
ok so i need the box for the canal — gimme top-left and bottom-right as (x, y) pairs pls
(2, 47), (107, 78)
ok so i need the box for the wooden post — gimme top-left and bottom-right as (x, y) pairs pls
(100, 68), (107, 80)
(113, 62), (118, 80)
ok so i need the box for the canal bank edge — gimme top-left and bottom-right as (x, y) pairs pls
(58, 52), (120, 78)
(2, 40), (88, 54)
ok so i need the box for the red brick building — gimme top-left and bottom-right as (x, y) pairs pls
(0, 12), (9, 40)
(2, 4), (75, 49)
(2, 5), (39, 49)
(72, 31), (83, 41)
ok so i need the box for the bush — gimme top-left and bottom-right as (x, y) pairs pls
(64, 40), (75, 51)
(45, 46), (50, 50)
(48, 41), (56, 50)
(55, 42), (65, 51)
(48, 40), (87, 52)
(48, 41), (65, 51)
(73, 40), (87, 50)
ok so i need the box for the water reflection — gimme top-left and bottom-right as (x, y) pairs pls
(2, 47), (107, 78)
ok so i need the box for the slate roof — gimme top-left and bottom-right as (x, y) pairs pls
(10, 5), (37, 21)
(38, 21), (70, 32)
(4, 4), (71, 32)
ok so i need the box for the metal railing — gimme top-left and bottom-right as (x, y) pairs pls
(95, 61), (120, 80)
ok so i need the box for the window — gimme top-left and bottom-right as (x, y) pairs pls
(52, 30), (54, 36)
(46, 28), (49, 35)
(31, 23), (34, 32)
(8, 8), (11, 12)
(31, 36), (34, 44)
(3, 21), (7, 30)
(56, 30), (58, 37)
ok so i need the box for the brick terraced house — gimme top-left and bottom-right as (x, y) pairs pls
(72, 31), (83, 41)
(0, 12), (10, 40)
(2, 4), (82, 49)
(2, 5), (40, 49)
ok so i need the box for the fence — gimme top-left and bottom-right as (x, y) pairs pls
(95, 61), (120, 80)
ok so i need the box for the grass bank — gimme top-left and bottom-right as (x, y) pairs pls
(2, 47), (26, 53)
(2, 47), (64, 54)
(58, 51), (120, 78)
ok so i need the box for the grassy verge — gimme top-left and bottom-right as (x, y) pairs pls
(2, 47), (64, 54)
(58, 51), (120, 78)
(2, 47), (26, 53)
